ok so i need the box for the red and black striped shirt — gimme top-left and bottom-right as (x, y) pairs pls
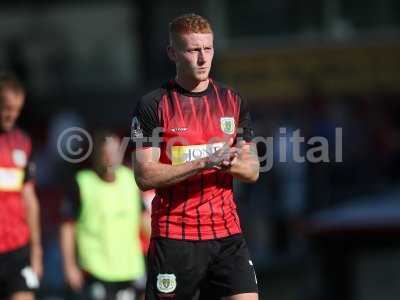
(132, 79), (254, 240)
(0, 128), (34, 253)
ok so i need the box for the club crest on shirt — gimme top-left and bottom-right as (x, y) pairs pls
(220, 117), (235, 134)
(157, 273), (177, 293)
(12, 149), (27, 167)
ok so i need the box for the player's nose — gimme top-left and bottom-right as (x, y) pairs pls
(198, 50), (206, 64)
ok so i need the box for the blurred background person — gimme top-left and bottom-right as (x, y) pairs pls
(0, 73), (42, 300)
(60, 132), (149, 300)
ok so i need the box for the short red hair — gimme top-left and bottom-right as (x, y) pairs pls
(169, 13), (213, 43)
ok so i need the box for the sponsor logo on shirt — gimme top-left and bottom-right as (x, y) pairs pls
(0, 168), (24, 191)
(171, 142), (224, 165)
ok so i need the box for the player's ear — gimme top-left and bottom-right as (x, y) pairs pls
(167, 45), (177, 62)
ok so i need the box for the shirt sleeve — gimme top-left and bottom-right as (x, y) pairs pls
(237, 95), (255, 143)
(23, 160), (36, 184)
(60, 178), (81, 222)
(131, 96), (161, 148)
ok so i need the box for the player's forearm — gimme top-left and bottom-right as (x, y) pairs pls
(134, 160), (205, 191)
(141, 211), (152, 238)
(28, 199), (41, 248)
(60, 222), (78, 268)
(23, 185), (42, 251)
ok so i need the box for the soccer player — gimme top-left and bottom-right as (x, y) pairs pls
(131, 14), (260, 300)
(60, 132), (148, 300)
(0, 73), (42, 300)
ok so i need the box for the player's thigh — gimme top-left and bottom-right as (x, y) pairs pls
(207, 235), (258, 298)
(9, 292), (34, 300)
(145, 238), (208, 300)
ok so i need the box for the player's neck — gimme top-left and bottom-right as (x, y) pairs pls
(0, 125), (14, 134)
(174, 76), (209, 93)
(95, 167), (116, 183)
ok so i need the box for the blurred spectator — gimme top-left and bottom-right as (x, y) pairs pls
(60, 131), (149, 300)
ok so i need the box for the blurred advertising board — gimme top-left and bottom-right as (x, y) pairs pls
(218, 40), (400, 102)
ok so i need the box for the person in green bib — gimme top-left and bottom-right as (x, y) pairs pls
(60, 131), (149, 300)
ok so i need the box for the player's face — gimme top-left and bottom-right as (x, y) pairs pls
(0, 89), (24, 132)
(98, 137), (121, 170)
(171, 33), (214, 83)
